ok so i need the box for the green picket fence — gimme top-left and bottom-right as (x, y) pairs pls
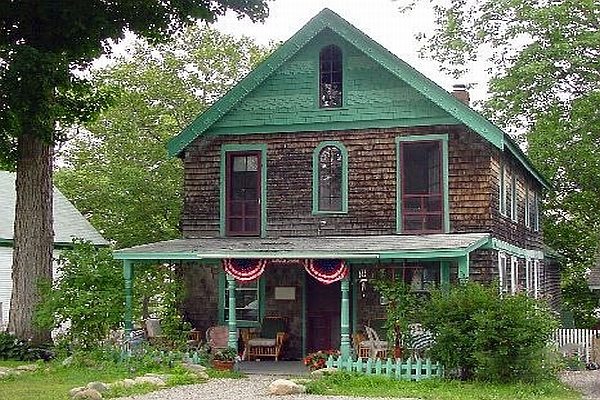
(326, 356), (443, 381)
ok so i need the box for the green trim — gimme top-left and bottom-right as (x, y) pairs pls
(312, 141), (349, 214)
(485, 238), (544, 259)
(114, 252), (200, 260)
(226, 275), (238, 348)
(458, 255), (469, 281)
(351, 265), (358, 335)
(340, 277), (351, 358)
(395, 134), (449, 233)
(440, 261), (451, 285)
(166, 8), (549, 190)
(219, 143), (268, 238)
(123, 260), (134, 334)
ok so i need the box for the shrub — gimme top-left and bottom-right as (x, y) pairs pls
(421, 282), (559, 382)
(0, 332), (55, 361)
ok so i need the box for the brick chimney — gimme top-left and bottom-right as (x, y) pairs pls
(452, 84), (470, 105)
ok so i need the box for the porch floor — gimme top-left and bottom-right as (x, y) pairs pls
(238, 360), (308, 375)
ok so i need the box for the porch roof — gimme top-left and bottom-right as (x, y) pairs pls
(113, 232), (490, 261)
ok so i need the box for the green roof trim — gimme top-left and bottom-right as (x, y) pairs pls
(167, 8), (548, 189)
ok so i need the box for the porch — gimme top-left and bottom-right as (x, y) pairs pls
(114, 233), (490, 358)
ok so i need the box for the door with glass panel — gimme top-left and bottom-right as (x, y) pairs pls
(226, 151), (261, 236)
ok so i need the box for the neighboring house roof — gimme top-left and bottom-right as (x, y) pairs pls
(0, 171), (107, 247)
(167, 7), (550, 190)
(114, 232), (490, 260)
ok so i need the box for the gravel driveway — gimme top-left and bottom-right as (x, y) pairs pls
(112, 375), (415, 400)
(560, 370), (600, 400)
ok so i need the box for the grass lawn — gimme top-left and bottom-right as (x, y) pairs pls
(304, 372), (583, 400)
(0, 359), (206, 400)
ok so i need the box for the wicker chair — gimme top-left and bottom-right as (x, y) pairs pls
(361, 325), (389, 359)
(245, 317), (288, 361)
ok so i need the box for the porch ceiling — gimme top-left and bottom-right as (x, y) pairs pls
(113, 232), (491, 261)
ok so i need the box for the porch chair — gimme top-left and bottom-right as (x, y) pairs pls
(206, 325), (229, 351)
(361, 325), (389, 360)
(144, 318), (169, 347)
(245, 316), (288, 361)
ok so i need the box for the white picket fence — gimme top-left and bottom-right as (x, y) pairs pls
(554, 329), (600, 363)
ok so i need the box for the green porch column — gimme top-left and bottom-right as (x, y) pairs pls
(340, 276), (351, 358)
(123, 260), (134, 335)
(226, 275), (238, 349)
(440, 261), (451, 285)
(458, 254), (470, 281)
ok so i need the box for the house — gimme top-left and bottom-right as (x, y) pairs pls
(0, 171), (107, 328)
(114, 8), (559, 360)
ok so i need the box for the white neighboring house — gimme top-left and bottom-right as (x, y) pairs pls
(0, 171), (108, 329)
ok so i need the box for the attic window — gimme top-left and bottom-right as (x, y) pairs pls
(319, 45), (342, 108)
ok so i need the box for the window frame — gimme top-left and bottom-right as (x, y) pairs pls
(312, 141), (349, 214)
(218, 273), (265, 328)
(499, 164), (507, 217)
(510, 256), (519, 294)
(220, 144), (267, 238)
(498, 252), (509, 294)
(319, 44), (343, 108)
(395, 134), (449, 234)
(524, 186), (531, 228)
(510, 174), (518, 222)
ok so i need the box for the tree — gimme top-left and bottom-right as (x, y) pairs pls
(55, 26), (272, 249)
(400, 0), (600, 325)
(0, 0), (269, 342)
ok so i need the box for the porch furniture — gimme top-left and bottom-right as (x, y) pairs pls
(361, 325), (389, 359)
(144, 318), (169, 347)
(245, 316), (288, 361)
(206, 325), (229, 351)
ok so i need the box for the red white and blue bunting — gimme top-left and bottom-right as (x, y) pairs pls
(222, 259), (267, 283)
(304, 259), (348, 285)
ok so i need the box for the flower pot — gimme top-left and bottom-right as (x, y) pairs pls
(212, 360), (235, 371)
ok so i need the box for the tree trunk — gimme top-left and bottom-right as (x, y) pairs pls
(8, 133), (53, 343)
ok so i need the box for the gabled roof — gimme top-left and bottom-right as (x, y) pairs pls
(167, 8), (550, 189)
(0, 171), (108, 247)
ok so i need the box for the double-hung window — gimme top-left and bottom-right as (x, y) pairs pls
(313, 142), (348, 213)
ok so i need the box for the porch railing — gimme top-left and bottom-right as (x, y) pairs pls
(326, 356), (443, 381)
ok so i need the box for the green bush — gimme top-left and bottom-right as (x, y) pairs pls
(421, 282), (559, 382)
(0, 332), (54, 361)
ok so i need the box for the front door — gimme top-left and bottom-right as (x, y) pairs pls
(226, 151), (261, 236)
(306, 275), (341, 353)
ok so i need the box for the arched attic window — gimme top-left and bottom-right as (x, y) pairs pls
(319, 45), (343, 108)
(313, 142), (348, 213)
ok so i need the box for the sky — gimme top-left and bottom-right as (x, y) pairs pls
(214, 0), (490, 104)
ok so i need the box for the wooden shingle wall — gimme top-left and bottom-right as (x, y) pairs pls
(183, 125), (502, 239)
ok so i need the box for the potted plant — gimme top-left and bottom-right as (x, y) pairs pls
(211, 347), (238, 371)
(302, 349), (340, 371)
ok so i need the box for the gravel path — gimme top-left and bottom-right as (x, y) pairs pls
(560, 370), (600, 400)
(112, 375), (415, 400)
(113, 371), (600, 400)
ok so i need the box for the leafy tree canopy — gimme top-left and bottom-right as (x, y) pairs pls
(399, 0), (600, 325)
(55, 26), (274, 248)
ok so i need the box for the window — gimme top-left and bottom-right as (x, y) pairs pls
(533, 191), (540, 232)
(498, 252), (508, 293)
(400, 140), (443, 232)
(511, 256), (519, 293)
(525, 259), (539, 297)
(313, 142), (348, 213)
(373, 261), (440, 292)
(510, 175), (518, 222)
(524, 186), (530, 228)
(319, 45), (342, 108)
(223, 279), (261, 325)
(499, 165), (507, 216)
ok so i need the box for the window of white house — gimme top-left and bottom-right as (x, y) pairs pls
(498, 252), (509, 293)
(499, 165), (507, 216)
(510, 175), (518, 222)
(511, 256), (519, 293)
(223, 279), (261, 324)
